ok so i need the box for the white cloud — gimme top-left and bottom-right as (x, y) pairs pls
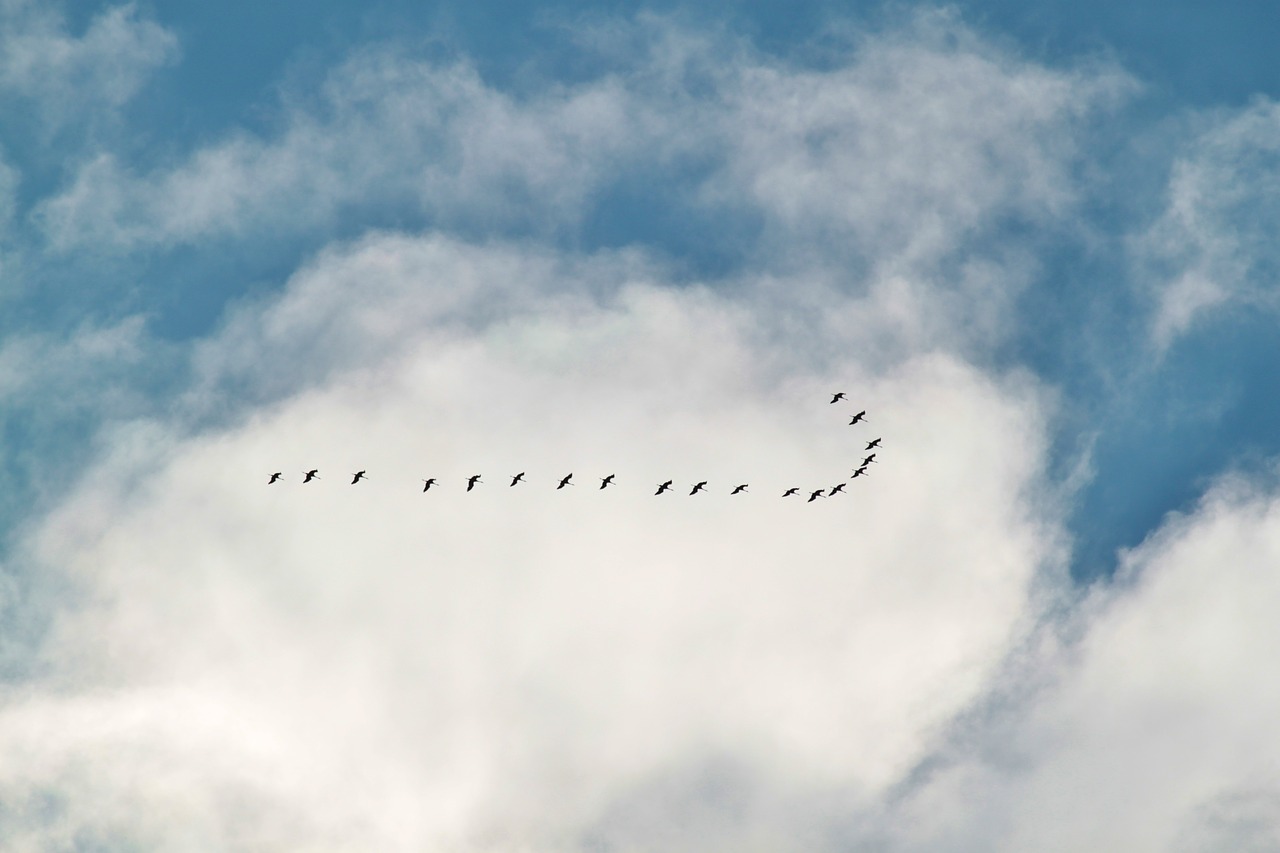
(35, 9), (1130, 313)
(0, 1), (177, 129)
(1137, 99), (1280, 350)
(15, 12), (1262, 852)
(870, 469), (1280, 852)
(2, 228), (1061, 848)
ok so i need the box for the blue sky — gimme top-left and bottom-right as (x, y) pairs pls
(2, 1), (1280, 848)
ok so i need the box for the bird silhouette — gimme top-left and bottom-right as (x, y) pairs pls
(690, 481), (708, 495)
(268, 472), (282, 484)
(510, 472), (525, 486)
(731, 484), (748, 495)
(783, 487), (799, 497)
(849, 410), (867, 425)
(599, 474), (616, 489)
(829, 483), (847, 495)
(422, 478), (437, 492)
(351, 471), (367, 484)
(467, 475), (482, 491)
(557, 473), (574, 489)
(830, 392), (846, 404)
(865, 438), (882, 450)
(850, 466), (868, 479)
(655, 480), (673, 495)
(807, 489), (826, 502)
(861, 453), (878, 466)
(303, 469), (319, 483)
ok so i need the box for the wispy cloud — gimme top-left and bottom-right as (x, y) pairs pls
(0, 1), (177, 132)
(1137, 99), (1280, 350)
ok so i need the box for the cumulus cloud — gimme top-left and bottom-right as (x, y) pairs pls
(873, 469), (1280, 852)
(7, 9), (1277, 852)
(4, 227), (1060, 849)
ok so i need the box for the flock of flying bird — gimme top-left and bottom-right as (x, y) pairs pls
(267, 392), (881, 502)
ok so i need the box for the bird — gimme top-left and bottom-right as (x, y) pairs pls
(865, 438), (882, 450)
(861, 453), (878, 466)
(351, 471), (367, 484)
(422, 478), (437, 492)
(655, 480), (673, 495)
(850, 466), (868, 479)
(783, 487), (799, 497)
(557, 473), (574, 489)
(466, 475), (482, 491)
(830, 392), (846, 404)
(600, 474), (616, 489)
(509, 472), (525, 487)
(731, 484), (748, 495)
(807, 489), (825, 502)
(303, 469), (319, 483)
(829, 483), (847, 495)
(690, 481), (708, 495)
(849, 410), (867, 425)
(268, 472), (282, 484)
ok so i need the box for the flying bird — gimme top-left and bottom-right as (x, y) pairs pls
(865, 438), (882, 450)
(829, 483), (847, 495)
(690, 481), (708, 495)
(422, 478), (437, 492)
(731, 484), (748, 495)
(655, 480), (673, 495)
(351, 471), (367, 484)
(783, 487), (799, 497)
(557, 473), (575, 489)
(268, 472), (282, 484)
(303, 469), (319, 483)
(467, 475), (482, 491)
(807, 489), (826, 503)
(861, 453), (878, 466)
(509, 472), (525, 487)
(849, 410), (867, 425)
(830, 392), (846, 404)
(850, 466), (868, 479)
(600, 474), (616, 489)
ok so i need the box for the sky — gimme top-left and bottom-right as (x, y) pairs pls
(1, 0), (1280, 848)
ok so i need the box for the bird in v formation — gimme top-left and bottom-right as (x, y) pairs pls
(271, 394), (882, 498)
